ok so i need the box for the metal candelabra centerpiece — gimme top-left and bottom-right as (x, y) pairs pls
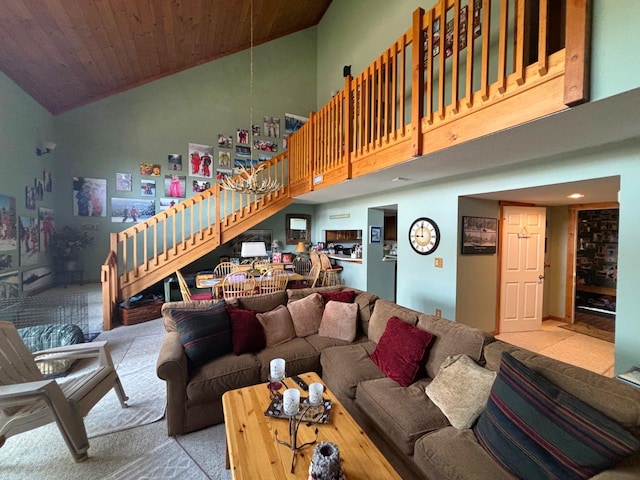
(275, 388), (318, 473)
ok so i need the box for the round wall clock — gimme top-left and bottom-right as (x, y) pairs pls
(409, 217), (440, 255)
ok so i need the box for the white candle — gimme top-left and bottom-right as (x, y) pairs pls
(282, 388), (300, 416)
(270, 358), (285, 379)
(308, 382), (324, 406)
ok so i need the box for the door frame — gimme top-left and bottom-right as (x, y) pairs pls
(564, 202), (619, 324)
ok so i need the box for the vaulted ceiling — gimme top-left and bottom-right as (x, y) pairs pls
(0, 0), (332, 115)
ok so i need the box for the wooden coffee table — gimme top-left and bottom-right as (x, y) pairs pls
(222, 371), (401, 479)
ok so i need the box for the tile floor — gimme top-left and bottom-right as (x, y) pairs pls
(496, 319), (615, 377)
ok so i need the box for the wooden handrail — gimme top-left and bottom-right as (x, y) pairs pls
(102, 152), (291, 329)
(102, 0), (589, 330)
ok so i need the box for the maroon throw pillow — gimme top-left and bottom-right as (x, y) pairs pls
(227, 306), (266, 355)
(320, 290), (356, 304)
(370, 317), (434, 387)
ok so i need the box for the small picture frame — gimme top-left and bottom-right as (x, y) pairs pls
(461, 216), (498, 254)
(281, 253), (293, 263)
(370, 226), (382, 244)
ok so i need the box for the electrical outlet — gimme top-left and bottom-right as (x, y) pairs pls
(434, 257), (443, 268)
(435, 308), (442, 317)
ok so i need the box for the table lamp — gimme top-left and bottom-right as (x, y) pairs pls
(241, 241), (268, 275)
(295, 242), (307, 257)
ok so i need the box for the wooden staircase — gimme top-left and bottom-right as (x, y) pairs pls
(101, 155), (290, 330)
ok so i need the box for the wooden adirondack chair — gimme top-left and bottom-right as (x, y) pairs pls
(0, 321), (128, 462)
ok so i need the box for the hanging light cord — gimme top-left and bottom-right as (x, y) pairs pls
(220, 0), (280, 196)
(249, 0), (254, 157)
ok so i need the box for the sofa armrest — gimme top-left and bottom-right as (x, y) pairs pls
(590, 449), (640, 478)
(156, 331), (189, 436)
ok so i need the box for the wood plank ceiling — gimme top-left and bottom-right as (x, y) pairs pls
(0, 0), (332, 115)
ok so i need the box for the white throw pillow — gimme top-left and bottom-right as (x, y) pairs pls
(425, 354), (497, 429)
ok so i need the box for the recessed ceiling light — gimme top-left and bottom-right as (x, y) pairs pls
(567, 193), (584, 199)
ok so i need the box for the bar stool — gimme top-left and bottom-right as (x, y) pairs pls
(319, 253), (343, 286)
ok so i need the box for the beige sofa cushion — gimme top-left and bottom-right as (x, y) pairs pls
(186, 352), (261, 403)
(286, 285), (343, 303)
(368, 299), (418, 344)
(256, 305), (296, 347)
(287, 292), (324, 337)
(255, 337), (321, 381)
(425, 354), (496, 429)
(414, 427), (514, 480)
(356, 376), (449, 456)
(417, 314), (494, 378)
(318, 300), (358, 342)
(287, 287), (378, 337)
(320, 342), (382, 401)
(232, 291), (287, 313)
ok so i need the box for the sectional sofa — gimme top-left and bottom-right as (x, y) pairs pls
(156, 285), (640, 479)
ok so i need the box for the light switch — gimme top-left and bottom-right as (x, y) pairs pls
(434, 257), (443, 268)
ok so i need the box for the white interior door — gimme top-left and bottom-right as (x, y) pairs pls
(499, 206), (546, 333)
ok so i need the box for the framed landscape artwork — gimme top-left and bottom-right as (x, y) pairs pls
(461, 216), (498, 254)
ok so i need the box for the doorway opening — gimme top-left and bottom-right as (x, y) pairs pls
(565, 205), (618, 340)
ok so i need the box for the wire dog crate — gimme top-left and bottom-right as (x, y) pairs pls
(0, 293), (89, 378)
(0, 292), (89, 336)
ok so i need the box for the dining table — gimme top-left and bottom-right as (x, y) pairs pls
(195, 271), (306, 296)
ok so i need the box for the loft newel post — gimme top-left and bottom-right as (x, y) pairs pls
(564, 0), (592, 106)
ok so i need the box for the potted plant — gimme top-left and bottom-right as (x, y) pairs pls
(50, 225), (94, 271)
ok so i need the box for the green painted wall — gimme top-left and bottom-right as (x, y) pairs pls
(455, 197), (500, 333)
(52, 28), (318, 282)
(591, 0), (640, 100)
(0, 72), (55, 290)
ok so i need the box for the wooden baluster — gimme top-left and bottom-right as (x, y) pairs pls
(514, 0), (526, 86)
(425, 8), (434, 125)
(538, 0), (548, 75)
(451, 0), (460, 114)
(465, 0), (475, 108)
(480, 0), (491, 101)
(497, 0), (509, 94)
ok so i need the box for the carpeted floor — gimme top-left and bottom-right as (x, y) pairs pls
(1, 299), (231, 480)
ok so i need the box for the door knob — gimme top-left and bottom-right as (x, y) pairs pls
(539, 275), (545, 280)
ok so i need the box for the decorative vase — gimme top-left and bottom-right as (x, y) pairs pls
(308, 441), (345, 480)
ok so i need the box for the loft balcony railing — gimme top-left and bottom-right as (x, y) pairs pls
(289, 0), (590, 191)
(102, 0), (589, 329)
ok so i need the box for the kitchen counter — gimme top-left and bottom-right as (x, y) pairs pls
(327, 254), (362, 264)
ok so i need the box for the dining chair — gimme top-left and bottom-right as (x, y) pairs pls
(0, 321), (128, 462)
(220, 272), (257, 299)
(306, 263), (322, 288)
(258, 268), (289, 294)
(210, 262), (240, 298)
(293, 257), (312, 276)
(212, 262), (240, 279)
(175, 270), (214, 301)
